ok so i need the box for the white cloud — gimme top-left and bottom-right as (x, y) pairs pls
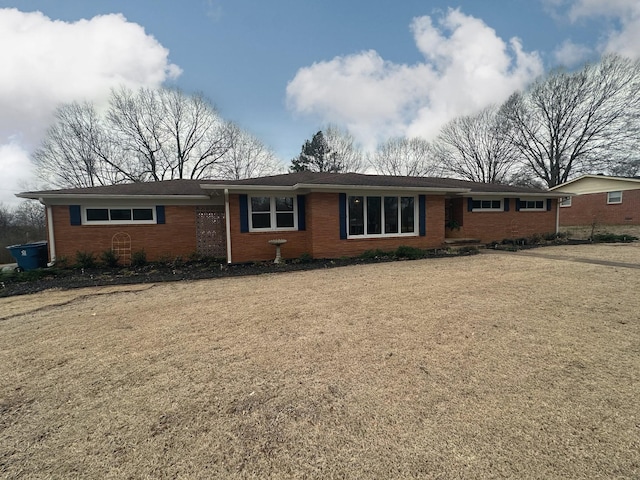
(553, 40), (593, 66)
(0, 139), (33, 206)
(0, 8), (181, 204)
(286, 8), (543, 149)
(567, 0), (640, 59)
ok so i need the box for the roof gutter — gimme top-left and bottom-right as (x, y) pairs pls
(224, 189), (232, 264)
(463, 191), (569, 198)
(42, 201), (56, 266)
(16, 193), (213, 201)
(200, 183), (470, 194)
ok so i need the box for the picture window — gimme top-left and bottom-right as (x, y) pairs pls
(348, 195), (416, 237)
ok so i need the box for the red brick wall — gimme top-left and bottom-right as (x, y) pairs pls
(559, 190), (640, 226)
(446, 198), (558, 242)
(228, 192), (446, 262)
(51, 205), (198, 263)
(227, 195), (311, 262)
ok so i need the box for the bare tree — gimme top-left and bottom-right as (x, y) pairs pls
(369, 137), (439, 177)
(156, 88), (231, 179)
(501, 55), (640, 187)
(323, 124), (366, 173)
(108, 87), (231, 181)
(218, 123), (283, 179)
(33, 86), (272, 188)
(33, 102), (130, 188)
(433, 105), (519, 183)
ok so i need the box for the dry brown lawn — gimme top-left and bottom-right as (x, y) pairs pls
(1, 244), (639, 479)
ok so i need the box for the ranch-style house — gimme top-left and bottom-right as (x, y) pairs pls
(18, 171), (567, 265)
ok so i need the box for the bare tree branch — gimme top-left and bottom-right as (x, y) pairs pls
(369, 137), (439, 177)
(501, 55), (640, 187)
(433, 105), (519, 183)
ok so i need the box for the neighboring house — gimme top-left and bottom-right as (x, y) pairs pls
(550, 175), (640, 226)
(17, 172), (565, 264)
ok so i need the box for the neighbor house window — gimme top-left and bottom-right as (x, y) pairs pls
(249, 196), (296, 231)
(560, 196), (572, 207)
(348, 195), (416, 237)
(471, 199), (503, 211)
(519, 199), (545, 211)
(84, 207), (155, 224)
(607, 191), (622, 204)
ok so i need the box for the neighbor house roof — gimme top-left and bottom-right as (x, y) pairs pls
(550, 174), (640, 195)
(18, 172), (563, 200)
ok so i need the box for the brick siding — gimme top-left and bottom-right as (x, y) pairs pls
(228, 192), (446, 263)
(50, 205), (198, 263)
(558, 190), (640, 226)
(446, 198), (558, 242)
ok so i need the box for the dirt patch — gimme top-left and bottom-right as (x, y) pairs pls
(1, 245), (639, 479)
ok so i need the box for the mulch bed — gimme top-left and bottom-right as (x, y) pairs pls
(1, 250), (476, 298)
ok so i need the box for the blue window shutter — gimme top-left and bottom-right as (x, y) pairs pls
(515, 198), (521, 212)
(467, 197), (473, 212)
(504, 198), (510, 212)
(69, 205), (81, 225)
(419, 195), (426, 236)
(297, 195), (306, 231)
(546, 199), (552, 211)
(156, 205), (165, 224)
(339, 193), (347, 240)
(239, 194), (249, 233)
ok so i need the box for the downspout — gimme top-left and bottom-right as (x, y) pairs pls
(555, 198), (560, 235)
(224, 189), (232, 264)
(43, 201), (57, 266)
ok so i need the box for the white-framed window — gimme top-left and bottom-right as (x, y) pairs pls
(249, 196), (297, 231)
(519, 198), (546, 211)
(560, 196), (572, 207)
(83, 207), (156, 225)
(607, 191), (622, 204)
(471, 198), (503, 211)
(348, 195), (416, 238)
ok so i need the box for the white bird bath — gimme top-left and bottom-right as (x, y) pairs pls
(268, 239), (287, 263)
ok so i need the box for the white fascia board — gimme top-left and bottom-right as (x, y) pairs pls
(16, 193), (212, 201)
(201, 183), (470, 194)
(464, 191), (567, 198)
(200, 184), (296, 192)
(294, 183), (469, 194)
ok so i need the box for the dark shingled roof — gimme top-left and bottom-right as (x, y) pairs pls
(18, 179), (218, 197)
(18, 172), (555, 198)
(217, 171), (550, 193)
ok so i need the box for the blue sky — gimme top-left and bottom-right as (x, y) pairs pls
(1, 0), (639, 204)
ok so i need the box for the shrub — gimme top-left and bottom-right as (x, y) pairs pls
(75, 251), (96, 269)
(591, 233), (638, 243)
(100, 249), (119, 268)
(299, 253), (313, 263)
(131, 249), (147, 267)
(395, 245), (425, 259)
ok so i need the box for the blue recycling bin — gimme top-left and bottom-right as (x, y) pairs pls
(6, 241), (49, 271)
